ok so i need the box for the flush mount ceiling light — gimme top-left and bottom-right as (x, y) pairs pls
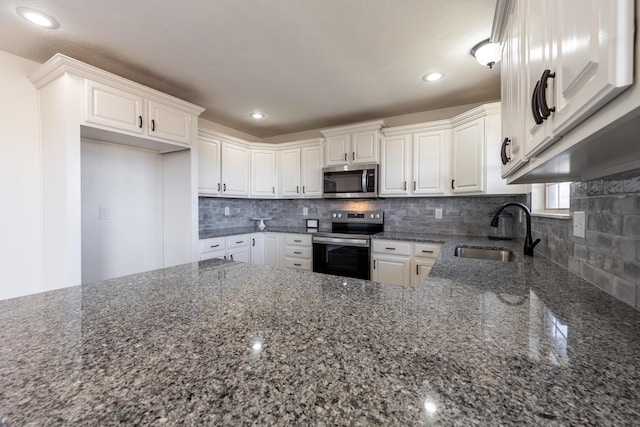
(470, 38), (501, 69)
(250, 112), (265, 120)
(16, 7), (59, 29)
(423, 72), (444, 82)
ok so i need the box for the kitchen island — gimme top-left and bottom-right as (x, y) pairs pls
(1, 236), (639, 425)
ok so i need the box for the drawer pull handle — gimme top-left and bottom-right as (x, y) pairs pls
(385, 247), (396, 250)
(373, 260), (376, 269)
(230, 254), (233, 261)
(294, 239), (302, 243)
(294, 251), (301, 254)
(294, 263), (301, 267)
(421, 250), (434, 253)
(210, 244), (220, 248)
(236, 241), (243, 244)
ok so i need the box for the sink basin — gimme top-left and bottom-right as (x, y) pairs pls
(454, 245), (523, 263)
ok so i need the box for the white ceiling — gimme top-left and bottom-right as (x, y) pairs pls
(0, 0), (500, 138)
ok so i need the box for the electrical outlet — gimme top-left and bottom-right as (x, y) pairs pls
(573, 211), (586, 238)
(435, 208), (443, 219)
(303, 207), (308, 216)
(224, 206), (230, 216)
(99, 206), (110, 221)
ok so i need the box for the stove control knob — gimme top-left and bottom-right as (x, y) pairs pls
(337, 213), (342, 218)
(332, 213), (337, 218)
(370, 213), (374, 219)
(375, 214), (380, 219)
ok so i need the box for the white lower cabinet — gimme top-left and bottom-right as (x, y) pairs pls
(371, 239), (442, 286)
(199, 234), (250, 262)
(264, 233), (279, 267)
(250, 233), (265, 265)
(283, 234), (312, 271)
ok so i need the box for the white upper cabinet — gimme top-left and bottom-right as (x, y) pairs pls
(85, 80), (144, 135)
(451, 117), (485, 194)
(251, 149), (277, 198)
(300, 145), (323, 197)
(278, 141), (323, 198)
(221, 142), (250, 197)
(551, 0), (634, 136)
(147, 101), (191, 145)
(380, 123), (450, 196)
(499, 0), (528, 177)
(497, 0), (635, 179)
(321, 120), (384, 166)
(84, 79), (192, 147)
(198, 132), (221, 196)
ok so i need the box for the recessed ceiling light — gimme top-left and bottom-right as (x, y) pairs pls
(16, 7), (59, 29)
(423, 72), (444, 82)
(250, 112), (265, 120)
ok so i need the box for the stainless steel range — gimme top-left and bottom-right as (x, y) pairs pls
(312, 210), (384, 280)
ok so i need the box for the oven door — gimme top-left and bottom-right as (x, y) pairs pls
(312, 237), (371, 280)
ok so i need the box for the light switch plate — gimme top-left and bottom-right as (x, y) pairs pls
(435, 208), (443, 219)
(573, 211), (586, 238)
(224, 206), (230, 216)
(303, 207), (308, 216)
(99, 206), (110, 221)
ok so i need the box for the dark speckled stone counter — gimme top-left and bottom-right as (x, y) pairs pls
(2, 235), (640, 425)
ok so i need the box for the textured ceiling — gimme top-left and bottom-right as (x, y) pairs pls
(0, 0), (500, 138)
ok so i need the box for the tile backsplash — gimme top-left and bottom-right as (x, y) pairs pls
(199, 195), (526, 236)
(530, 168), (640, 310)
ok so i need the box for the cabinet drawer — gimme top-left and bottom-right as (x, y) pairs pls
(414, 243), (442, 258)
(227, 234), (250, 249)
(285, 234), (312, 246)
(372, 240), (411, 256)
(285, 258), (312, 271)
(199, 250), (226, 261)
(200, 237), (226, 254)
(285, 246), (312, 259)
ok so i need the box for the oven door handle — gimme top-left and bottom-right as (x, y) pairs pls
(313, 237), (370, 247)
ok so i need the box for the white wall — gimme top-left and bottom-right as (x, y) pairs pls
(0, 50), (43, 300)
(81, 140), (164, 283)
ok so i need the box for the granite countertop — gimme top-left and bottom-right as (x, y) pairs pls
(2, 235), (640, 425)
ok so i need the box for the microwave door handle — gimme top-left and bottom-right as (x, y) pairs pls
(362, 170), (367, 192)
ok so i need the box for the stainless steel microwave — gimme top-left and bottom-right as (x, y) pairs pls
(322, 163), (378, 199)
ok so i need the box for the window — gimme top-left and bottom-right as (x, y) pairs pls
(545, 182), (570, 210)
(531, 182), (571, 218)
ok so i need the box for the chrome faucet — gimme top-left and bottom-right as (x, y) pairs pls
(491, 202), (541, 256)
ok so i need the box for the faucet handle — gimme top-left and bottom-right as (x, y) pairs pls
(532, 238), (541, 249)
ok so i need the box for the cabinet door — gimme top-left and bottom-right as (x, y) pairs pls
(250, 233), (265, 265)
(500, 0), (529, 177)
(372, 256), (411, 286)
(300, 146), (323, 197)
(379, 135), (410, 196)
(251, 149), (277, 198)
(413, 130), (447, 195)
(198, 135), (221, 195)
(411, 259), (435, 286)
(85, 80), (143, 134)
(552, 0), (634, 137)
(280, 149), (301, 198)
(325, 135), (349, 166)
(452, 118), (485, 194)
(264, 233), (279, 267)
(523, 0), (555, 157)
(352, 130), (378, 164)
(147, 101), (191, 145)
(221, 142), (250, 196)
(228, 247), (250, 263)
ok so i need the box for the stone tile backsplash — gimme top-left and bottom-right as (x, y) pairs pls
(199, 195), (526, 236)
(530, 168), (640, 310)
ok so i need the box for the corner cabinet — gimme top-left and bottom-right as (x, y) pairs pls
(320, 120), (385, 166)
(451, 117), (486, 194)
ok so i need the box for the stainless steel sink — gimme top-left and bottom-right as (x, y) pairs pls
(454, 245), (523, 263)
